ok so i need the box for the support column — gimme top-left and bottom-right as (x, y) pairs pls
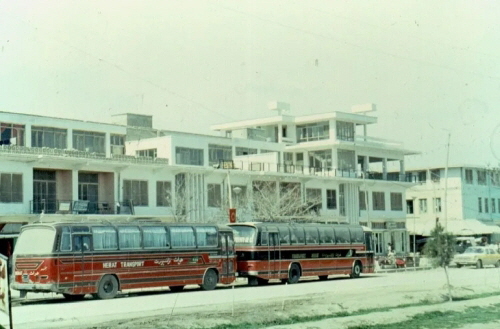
(329, 119), (336, 141)
(105, 132), (111, 158)
(25, 124), (32, 147)
(382, 158), (387, 180)
(72, 169), (79, 202)
(331, 148), (338, 174)
(363, 156), (369, 176)
(67, 128), (73, 150)
(400, 160), (405, 181)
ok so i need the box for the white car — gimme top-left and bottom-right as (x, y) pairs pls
(453, 246), (500, 268)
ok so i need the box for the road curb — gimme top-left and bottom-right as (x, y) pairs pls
(375, 266), (433, 274)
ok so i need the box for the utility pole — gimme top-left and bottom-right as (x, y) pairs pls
(444, 133), (451, 231)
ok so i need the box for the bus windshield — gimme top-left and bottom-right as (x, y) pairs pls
(230, 225), (257, 245)
(14, 227), (56, 255)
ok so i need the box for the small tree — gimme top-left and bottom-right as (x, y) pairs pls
(249, 181), (322, 222)
(423, 222), (456, 301)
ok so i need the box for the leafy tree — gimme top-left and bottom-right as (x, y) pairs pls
(423, 221), (456, 301)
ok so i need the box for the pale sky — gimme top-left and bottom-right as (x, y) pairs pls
(1, 0), (500, 169)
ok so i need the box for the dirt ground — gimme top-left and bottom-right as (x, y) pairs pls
(78, 277), (500, 329)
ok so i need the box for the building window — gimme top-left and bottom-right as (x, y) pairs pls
(390, 193), (403, 211)
(492, 172), (500, 186)
(431, 169), (440, 183)
(156, 181), (172, 207)
(306, 188), (322, 210)
(235, 147), (257, 156)
(373, 232), (383, 254)
(478, 197), (482, 213)
(309, 150), (332, 170)
(32, 126), (67, 149)
(492, 198), (496, 213)
(433, 197), (442, 213)
(465, 169), (473, 184)
(359, 191), (366, 210)
(337, 149), (356, 172)
(417, 171), (427, 183)
(0, 173), (22, 203)
(175, 147), (203, 166)
(485, 198), (489, 213)
(406, 199), (414, 214)
(419, 199), (428, 213)
(327, 189), (337, 209)
(296, 121), (329, 142)
(123, 180), (148, 206)
(73, 130), (105, 154)
(207, 184), (221, 207)
(136, 149), (157, 158)
(110, 134), (125, 155)
(78, 173), (99, 207)
(336, 121), (355, 141)
(372, 192), (385, 211)
(208, 144), (232, 166)
(339, 184), (346, 215)
(477, 170), (487, 185)
(1, 122), (25, 146)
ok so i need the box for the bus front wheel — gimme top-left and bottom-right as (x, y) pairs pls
(287, 264), (301, 284)
(94, 275), (119, 299)
(200, 269), (218, 290)
(350, 262), (362, 278)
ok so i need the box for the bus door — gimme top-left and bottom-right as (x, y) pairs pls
(219, 231), (235, 283)
(72, 233), (93, 293)
(267, 231), (280, 279)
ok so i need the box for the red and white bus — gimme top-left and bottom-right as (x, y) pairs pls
(13, 221), (236, 300)
(228, 222), (374, 285)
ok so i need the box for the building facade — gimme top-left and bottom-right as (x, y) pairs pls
(404, 166), (500, 243)
(0, 103), (417, 255)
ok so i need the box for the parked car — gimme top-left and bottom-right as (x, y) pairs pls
(453, 246), (500, 268)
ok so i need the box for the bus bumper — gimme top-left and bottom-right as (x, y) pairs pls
(11, 282), (57, 293)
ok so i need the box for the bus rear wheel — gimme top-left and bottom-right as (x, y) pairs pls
(62, 293), (85, 301)
(350, 262), (362, 278)
(200, 269), (218, 290)
(286, 264), (301, 284)
(169, 285), (184, 292)
(94, 275), (119, 299)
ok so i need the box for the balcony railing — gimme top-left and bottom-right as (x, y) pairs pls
(228, 161), (412, 182)
(30, 199), (116, 215)
(0, 145), (169, 165)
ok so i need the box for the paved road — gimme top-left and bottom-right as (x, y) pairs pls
(3, 266), (500, 328)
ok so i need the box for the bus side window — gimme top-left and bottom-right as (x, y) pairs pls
(143, 226), (169, 248)
(293, 228), (305, 244)
(260, 231), (268, 246)
(319, 227), (335, 244)
(60, 227), (71, 251)
(195, 226), (218, 247)
(228, 233), (235, 255)
(349, 228), (364, 243)
(278, 227), (290, 245)
(289, 228), (298, 244)
(305, 227), (319, 244)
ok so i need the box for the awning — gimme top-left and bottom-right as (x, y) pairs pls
(407, 219), (500, 236)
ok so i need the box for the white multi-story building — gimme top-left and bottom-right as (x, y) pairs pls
(0, 103), (417, 255)
(404, 166), (500, 245)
